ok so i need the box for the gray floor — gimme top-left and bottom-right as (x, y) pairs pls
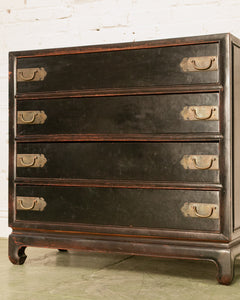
(1, 239), (240, 299)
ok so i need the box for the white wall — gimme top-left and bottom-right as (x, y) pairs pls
(1, 0), (240, 237)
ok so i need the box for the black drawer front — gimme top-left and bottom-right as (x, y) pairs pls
(16, 43), (219, 94)
(16, 142), (219, 183)
(17, 93), (219, 136)
(16, 186), (220, 232)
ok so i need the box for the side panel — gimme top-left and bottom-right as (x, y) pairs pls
(233, 44), (240, 230)
(8, 53), (16, 227)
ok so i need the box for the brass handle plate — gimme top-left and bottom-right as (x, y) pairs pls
(17, 67), (47, 82)
(180, 56), (218, 72)
(180, 155), (219, 170)
(181, 106), (219, 121)
(17, 111), (47, 125)
(16, 197), (47, 211)
(17, 154), (47, 168)
(181, 202), (219, 219)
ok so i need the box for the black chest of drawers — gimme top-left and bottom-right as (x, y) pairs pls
(8, 33), (240, 284)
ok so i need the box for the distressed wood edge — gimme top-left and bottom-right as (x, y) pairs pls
(10, 230), (240, 284)
(15, 133), (224, 143)
(15, 84), (224, 100)
(9, 229), (230, 246)
(9, 33), (229, 58)
(14, 178), (223, 190)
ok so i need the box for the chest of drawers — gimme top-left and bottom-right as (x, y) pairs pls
(8, 33), (240, 284)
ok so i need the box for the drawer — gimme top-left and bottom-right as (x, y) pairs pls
(17, 93), (219, 136)
(16, 43), (219, 94)
(16, 142), (219, 183)
(15, 186), (220, 232)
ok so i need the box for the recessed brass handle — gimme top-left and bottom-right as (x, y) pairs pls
(19, 156), (37, 167)
(19, 199), (37, 210)
(17, 154), (47, 168)
(181, 106), (218, 121)
(16, 197), (47, 211)
(191, 107), (216, 120)
(192, 157), (216, 170)
(181, 202), (219, 219)
(17, 67), (47, 82)
(191, 57), (215, 71)
(180, 56), (218, 72)
(193, 205), (215, 218)
(180, 155), (219, 170)
(19, 112), (38, 124)
(18, 70), (38, 81)
(17, 111), (47, 125)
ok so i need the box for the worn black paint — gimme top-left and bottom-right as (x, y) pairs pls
(16, 186), (220, 231)
(16, 43), (219, 93)
(17, 93), (219, 136)
(16, 142), (219, 182)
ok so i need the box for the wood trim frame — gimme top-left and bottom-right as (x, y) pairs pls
(10, 33), (228, 58)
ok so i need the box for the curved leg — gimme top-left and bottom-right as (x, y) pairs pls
(214, 250), (234, 285)
(8, 234), (27, 265)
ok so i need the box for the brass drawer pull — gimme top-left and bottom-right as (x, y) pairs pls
(191, 107), (216, 120)
(16, 197), (47, 211)
(17, 154), (47, 168)
(19, 156), (37, 167)
(191, 57), (215, 71)
(17, 110), (47, 125)
(17, 67), (47, 82)
(18, 70), (38, 81)
(193, 205), (215, 218)
(20, 112), (37, 124)
(180, 155), (219, 170)
(181, 203), (219, 219)
(19, 199), (37, 210)
(192, 157), (215, 170)
(180, 56), (218, 72)
(181, 106), (218, 121)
